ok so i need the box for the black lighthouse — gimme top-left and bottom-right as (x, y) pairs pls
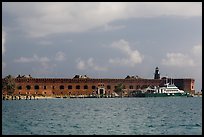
(154, 67), (160, 79)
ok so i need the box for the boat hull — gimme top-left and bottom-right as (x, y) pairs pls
(132, 92), (189, 97)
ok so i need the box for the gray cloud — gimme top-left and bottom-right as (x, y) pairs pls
(192, 44), (202, 57)
(3, 2), (201, 37)
(101, 24), (126, 32)
(38, 40), (53, 46)
(2, 2), (202, 91)
(2, 28), (6, 73)
(2, 29), (6, 55)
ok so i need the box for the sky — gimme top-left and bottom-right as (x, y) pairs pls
(2, 2), (202, 92)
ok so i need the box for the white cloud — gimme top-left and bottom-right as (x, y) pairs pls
(76, 59), (86, 70)
(109, 39), (143, 67)
(14, 54), (49, 63)
(162, 44), (202, 68)
(14, 54), (55, 70)
(55, 51), (66, 61)
(161, 52), (195, 67)
(76, 58), (107, 71)
(3, 2), (201, 37)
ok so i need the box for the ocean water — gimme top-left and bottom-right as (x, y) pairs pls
(2, 97), (202, 135)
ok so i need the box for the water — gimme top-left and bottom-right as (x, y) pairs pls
(2, 97), (202, 135)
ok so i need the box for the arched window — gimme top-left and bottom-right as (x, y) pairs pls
(84, 85), (88, 89)
(18, 85), (22, 90)
(68, 85), (72, 89)
(107, 85), (111, 89)
(76, 85), (80, 89)
(26, 85), (31, 90)
(60, 85), (64, 90)
(92, 85), (96, 89)
(129, 85), (133, 89)
(34, 85), (39, 90)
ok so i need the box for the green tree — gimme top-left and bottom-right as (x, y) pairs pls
(114, 83), (125, 97)
(2, 75), (16, 95)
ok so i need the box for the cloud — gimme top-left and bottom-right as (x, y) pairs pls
(2, 62), (6, 73)
(102, 24), (126, 32)
(192, 44), (202, 68)
(14, 54), (55, 70)
(14, 51), (66, 72)
(55, 51), (66, 61)
(2, 28), (6, 74)
(14, 54), (49, 63)
(3, 2), (201, 37)
(2, 29), (6, 55)
(76, 58), (107, 71)
(76, 59), (86, 70)
(109, 39), (143, 67)
(192, 44), (202, 56)
(162, 44), (202, 68)
(161, 52), (195, 67)
(38, 40), (53, 46)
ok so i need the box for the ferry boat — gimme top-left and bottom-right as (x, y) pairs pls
(144, 83), (190, 97)
(131, 80), (191, 97)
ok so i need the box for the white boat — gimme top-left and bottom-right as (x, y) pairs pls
(156, 82), (186, 94)
(141, 78), (190, 97)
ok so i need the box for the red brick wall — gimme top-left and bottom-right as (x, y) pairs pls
(2, 77), (195, 95)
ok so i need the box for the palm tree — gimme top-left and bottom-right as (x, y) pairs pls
(2, 75), (16, 95)
(114, 83), (125, 97)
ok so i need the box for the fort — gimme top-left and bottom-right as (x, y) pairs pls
(2, 67), (195, 98)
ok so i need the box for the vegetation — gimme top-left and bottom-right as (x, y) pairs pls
(2, 75), (16, 95)
(114, 83), (125, 97)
